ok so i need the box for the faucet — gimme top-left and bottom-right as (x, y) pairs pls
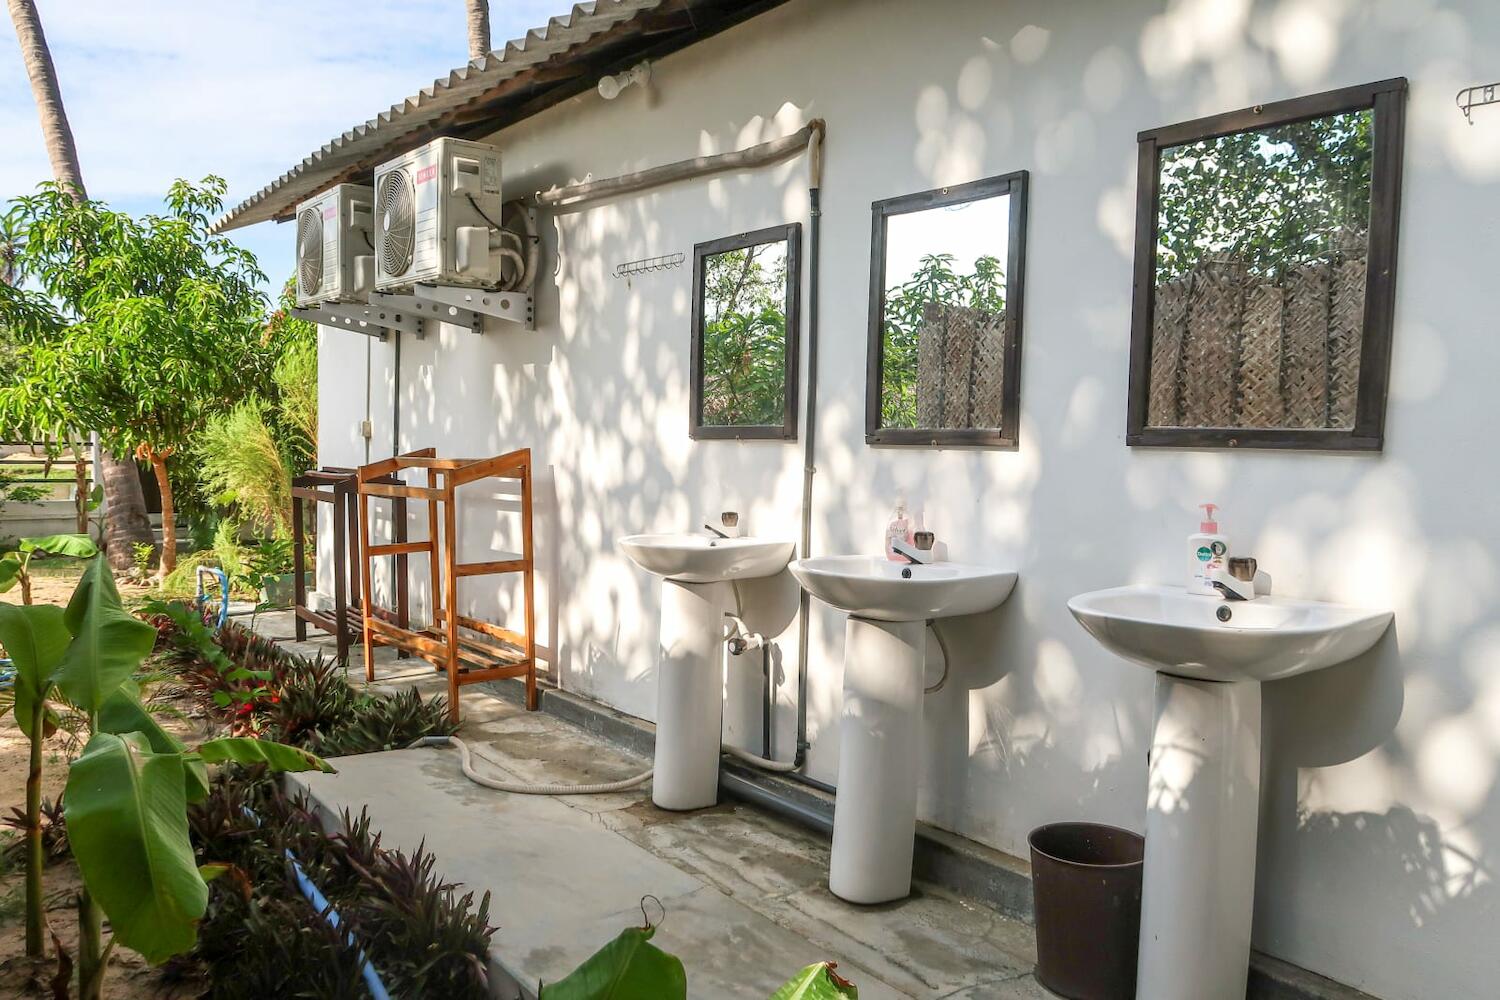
(1210, 557), (1257, 602)
(704, 511), (739, 541)
(892, 531), (936, 566)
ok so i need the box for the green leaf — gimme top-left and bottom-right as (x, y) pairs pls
(193, 737), (335, 774)
(0, 603), (70, 737)
(769, 963), (859, 1000)
(0, 554), (20, 593)
(63, 732), (208, 964)
(97, 682), (209, 802)
(17, 533), (98, 558)
(539, 925), (687, 1000)
(53, 556), (155, 713)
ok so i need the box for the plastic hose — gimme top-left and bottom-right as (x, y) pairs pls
(412, 735), (653, 794)
(925, 619), (952, 694)
(722, 744), (798, 772)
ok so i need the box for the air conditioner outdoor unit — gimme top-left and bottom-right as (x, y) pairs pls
(373, 136), (504, 292)
(294, 184), (375, 307)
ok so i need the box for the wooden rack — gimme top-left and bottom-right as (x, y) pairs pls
(291, 467), (411, 663)
(355, 447), (537, 722)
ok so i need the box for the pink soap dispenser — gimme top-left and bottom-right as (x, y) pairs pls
(885, 498), (914, 561)
(1188, 502), (1229, 595)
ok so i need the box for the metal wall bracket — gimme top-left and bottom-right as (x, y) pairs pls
(290, 301), (427, 341)
(369, 289), (482, 336)
(414, 284), (536, 332)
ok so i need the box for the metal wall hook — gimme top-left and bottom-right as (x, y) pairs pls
(613, 252), (685, 279)
(1457, 82), (1499, 124)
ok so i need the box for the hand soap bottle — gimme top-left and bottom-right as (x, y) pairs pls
(1188, 503), (1229, 595)
(885, 498), (913, 562)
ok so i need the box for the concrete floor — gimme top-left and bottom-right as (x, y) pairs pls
(254, 609), (1049, 999)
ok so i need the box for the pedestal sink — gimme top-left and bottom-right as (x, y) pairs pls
(790, 556), (1017, 903)
(619, 534), (794, 811)
(1068, 585), (1391, 1000)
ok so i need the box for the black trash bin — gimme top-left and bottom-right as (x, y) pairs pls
(1028, 822), (1145, 1000)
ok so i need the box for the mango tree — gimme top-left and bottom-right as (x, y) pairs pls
(0, 179), (275, 576)
(0, 556), (332, 995)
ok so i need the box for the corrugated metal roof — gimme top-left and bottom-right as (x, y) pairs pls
(213, 0), (672, 232)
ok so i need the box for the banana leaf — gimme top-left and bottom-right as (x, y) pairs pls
(539, 925), (687, 1000)
(769, 963), (859, 999)
(97, 682), (208, 801)
(194, 737), (335, 774)
(64, 732), (208, 965)
(54, 556), (155, 713)
(0, 603), (69, 737)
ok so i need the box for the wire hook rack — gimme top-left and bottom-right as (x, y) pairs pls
(613, 252), (685, 279)
(1456, 82), (1499, 124)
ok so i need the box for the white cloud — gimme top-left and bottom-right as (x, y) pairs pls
(1, 0), (564, 286)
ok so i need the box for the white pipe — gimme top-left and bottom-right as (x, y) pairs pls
(414, 736), (653, 794)
(924, 619), (952, 694)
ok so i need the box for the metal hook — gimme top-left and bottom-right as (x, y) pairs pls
(1457, 82), (1499, 125)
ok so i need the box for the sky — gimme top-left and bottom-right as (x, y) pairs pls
(1, 1), (566, 297)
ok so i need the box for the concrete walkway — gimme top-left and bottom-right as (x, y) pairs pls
(255, 610), (1048, 999)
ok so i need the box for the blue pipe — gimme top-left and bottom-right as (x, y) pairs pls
(240, 807), (391, 1000)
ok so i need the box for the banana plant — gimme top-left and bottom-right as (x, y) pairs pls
(770, 963), (858, 999)
(0, 556), (333, 997)
(0, 532), (97, 604)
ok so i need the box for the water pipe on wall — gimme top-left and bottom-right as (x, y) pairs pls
(525, 121), (829, 782)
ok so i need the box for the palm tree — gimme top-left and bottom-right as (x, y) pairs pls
(467, 0), (490, 62)
(7, 0), (154, 575)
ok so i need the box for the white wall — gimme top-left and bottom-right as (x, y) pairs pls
(315, 2), (1500, 996)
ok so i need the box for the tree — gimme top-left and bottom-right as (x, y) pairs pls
(6, 0), (155, 574)
(879, 253), (1005, 428)
(1154, 109), (1373, 281)
(699, 243), (789, 427)
(467, 0), (490, 61)
(0, 179), (274, 575)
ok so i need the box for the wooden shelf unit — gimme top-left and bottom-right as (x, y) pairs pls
(355, 447), (538, 722)
(291, 467), (411, 664)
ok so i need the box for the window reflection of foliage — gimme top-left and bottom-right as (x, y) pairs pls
(1155, 110), (1373, 282)
(700, 242), (787, 427)
(880, 252), (1005, 429)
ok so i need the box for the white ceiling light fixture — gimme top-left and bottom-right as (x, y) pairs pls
(598, 61), (651, 100)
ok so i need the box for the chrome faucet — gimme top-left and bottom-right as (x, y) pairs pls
(893, 531), (935, 566)
(1210, 557), (1257, 602)
(704, 511), (739, 541)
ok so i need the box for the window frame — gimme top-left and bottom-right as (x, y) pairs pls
(1126, 78), (1408, 451)
(689, 223), (802, 441)
(864, 170), (1029, 448)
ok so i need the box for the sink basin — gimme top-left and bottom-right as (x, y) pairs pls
(618, 533), (794, 584)
(1069, 583), (1392, 1000)
(789, 555), (1017, 622)
(1067, 584), (1392, 683)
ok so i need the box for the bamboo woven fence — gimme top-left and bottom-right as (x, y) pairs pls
(1148, 246), (1367, 430)
(915, 301), (1006, 429)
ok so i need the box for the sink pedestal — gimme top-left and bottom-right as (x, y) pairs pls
(653, 579), (731, 811)
(1140, 673), (1262, 1000)
(829, 616), (925, 904)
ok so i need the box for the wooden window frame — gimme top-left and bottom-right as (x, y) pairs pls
(1126, 78), (1408, 451)
(864, 171), (1029, 448)
(689, 223), (802, 441)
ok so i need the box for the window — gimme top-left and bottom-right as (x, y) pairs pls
(690, 224), (801, 440)
(865, 172), (1029, 447)
(1127, 79), (1407, 450)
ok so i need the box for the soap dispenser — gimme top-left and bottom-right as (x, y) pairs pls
(885, 498), (914, 562)
(1188, 503), (1229, 596)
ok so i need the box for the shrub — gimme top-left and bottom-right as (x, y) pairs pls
(197, 401), (292, 539)
(187, 773), (493, 999)
(310, 686), (455, 757)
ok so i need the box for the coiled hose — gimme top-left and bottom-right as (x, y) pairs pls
(411, 735), (654, 794)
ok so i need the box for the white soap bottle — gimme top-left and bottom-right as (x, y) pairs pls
(1188, 503), (1229, 595)
(885, 498), (913, 562)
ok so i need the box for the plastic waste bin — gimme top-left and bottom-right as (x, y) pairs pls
(1028, 822), (1145, 1000)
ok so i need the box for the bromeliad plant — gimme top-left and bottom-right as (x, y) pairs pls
(0, 556), (332, 997)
